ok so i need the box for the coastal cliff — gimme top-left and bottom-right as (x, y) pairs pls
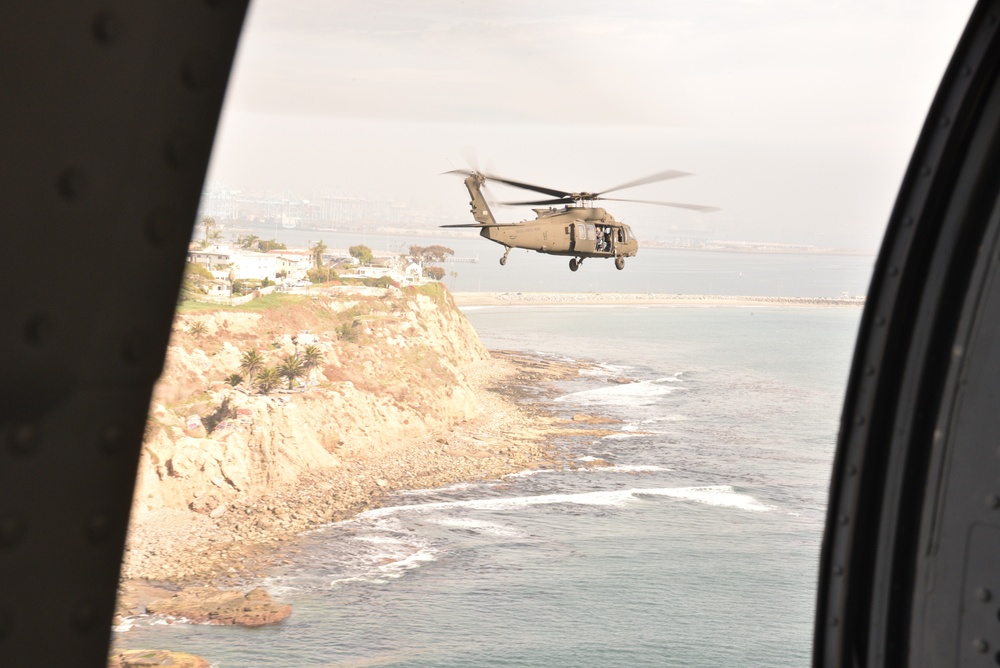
(134, 284), (485, 518)
(121, 285), (567, 585)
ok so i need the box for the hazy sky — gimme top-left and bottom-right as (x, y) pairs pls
(206, 0), (977, 251)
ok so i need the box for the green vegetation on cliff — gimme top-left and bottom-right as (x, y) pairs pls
(177, 292), (306, 313)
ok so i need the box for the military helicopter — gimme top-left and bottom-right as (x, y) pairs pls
(441, 169), (718, 271)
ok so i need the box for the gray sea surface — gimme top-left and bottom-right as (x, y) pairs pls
(226, 225), (875, 297)
(117, 300), (863, 666)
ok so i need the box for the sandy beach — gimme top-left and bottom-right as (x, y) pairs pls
(452, 291), (866, 307)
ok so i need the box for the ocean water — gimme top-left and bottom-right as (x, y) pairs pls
(117, 304), (862, 666)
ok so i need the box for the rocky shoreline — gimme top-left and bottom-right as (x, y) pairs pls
(115, 349), (605, 625)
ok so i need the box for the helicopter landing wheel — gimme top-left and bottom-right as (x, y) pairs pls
(500, 247), (511, 266)
(615, 256), (625, 270)
(569, 258), (580, 272)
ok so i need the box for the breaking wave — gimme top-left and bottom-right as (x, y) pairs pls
(361, 485), (772, 518)
(555, 377), (683, 407)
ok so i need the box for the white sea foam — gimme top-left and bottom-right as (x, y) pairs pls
(353, 534), (408, 545)
(149, 615), (193, 626)
(361, 485), (771, 518)
(114, 613), (205, 630)
(307, 532), (441, 586)
(379, 548), (437, 575)
(112, 618), (136, 633)
(532, 351), (578, 363)
(431, 517), (522, 537)
(572, 458), (666, 473)
(360, 492), (625, 517)
(578, 363), (633, 378)
(637, 486), (775, 512)
(327, 575), (375, 586)
(555, 378), (680, 407)
(503, 468), (555, 478)
(641, 415), (684, 423)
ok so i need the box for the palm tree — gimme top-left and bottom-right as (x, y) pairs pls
(199, 216), (221, 249)
(188, 321), (208, 338)
(236, 234), (260, 251)
(239, 349), (265, 389)
(278, 353), (305, 390)
(225, 373), (244, 387)
(311, 239), (328, 268)
(302, 344), (324, 367)
(301, 345), (325, 387)
(254, 367), (281, 395)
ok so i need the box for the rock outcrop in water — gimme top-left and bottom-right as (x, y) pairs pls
(145, 587), (291, 626)
(109, 650), (209, 668)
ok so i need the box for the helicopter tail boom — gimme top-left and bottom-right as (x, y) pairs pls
(463, 172), (497, 225)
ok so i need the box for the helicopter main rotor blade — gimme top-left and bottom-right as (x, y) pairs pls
(443, 169), (569, 199)
(599, 196), (720, 212)
(481, 174), (570, 199)
(498, 198), (576, 206)
(460, 146), (481, 172)
(598, 169), (691, 196)
(445, 167), (713, 209)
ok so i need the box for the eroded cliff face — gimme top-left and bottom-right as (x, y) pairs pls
(133, 285), (488, 520)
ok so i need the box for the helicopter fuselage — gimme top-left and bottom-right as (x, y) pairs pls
(480, 207), (638, 260)
(444, 171), (642, 270)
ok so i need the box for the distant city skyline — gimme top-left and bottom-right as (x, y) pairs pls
(205, 1), (978, 252)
